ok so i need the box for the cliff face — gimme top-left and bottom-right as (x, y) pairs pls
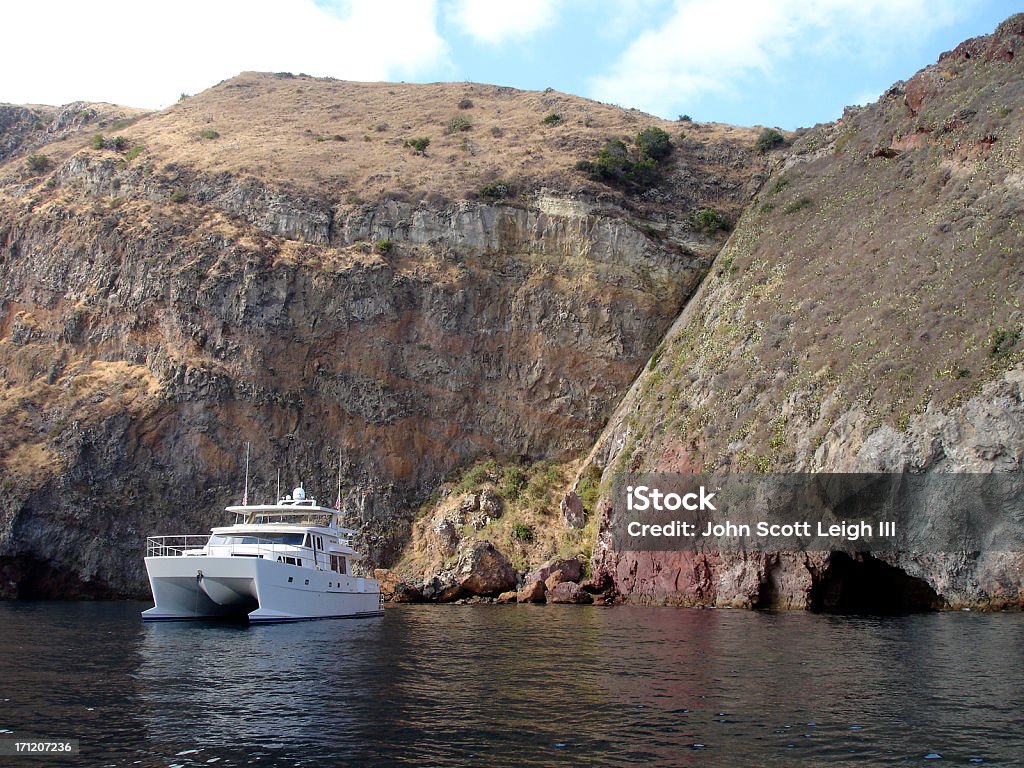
(590, 16), (1024, 609)
(0, 77), (761, 596)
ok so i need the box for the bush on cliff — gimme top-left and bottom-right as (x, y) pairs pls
(576, 126), (673, 189)
(756, 127), (785, 153)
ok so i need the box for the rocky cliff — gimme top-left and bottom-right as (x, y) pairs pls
(0, 76), (761, 596)
(589, 15), (1024, 610)
(4, 17), (1023, 610)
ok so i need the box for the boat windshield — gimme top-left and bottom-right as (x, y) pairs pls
(209, 533), (305, 546)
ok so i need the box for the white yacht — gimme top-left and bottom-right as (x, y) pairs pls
(142, 487), (383, 623)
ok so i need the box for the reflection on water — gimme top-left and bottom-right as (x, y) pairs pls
(0, 602), (1022, 766)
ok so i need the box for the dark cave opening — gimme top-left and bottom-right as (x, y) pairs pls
(811, 552), (940, 613)
(0, 555), (116, 600)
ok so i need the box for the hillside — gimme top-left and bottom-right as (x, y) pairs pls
(588, 14), (1024, 609)
(0, 75), (762, 597)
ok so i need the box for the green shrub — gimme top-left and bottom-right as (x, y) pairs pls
(111, 135), (128, 151)
(490, 126), (504, 137)
(542, 113), (563, 125)
(576, 464), (603, 515)
(170, 188), (187, 203)
(696, 208), (731, 233)
(406, 137), (430, 154)
(445, 116), (472, 134)
(512, 522), (535, 542)
(990, 327), (1020, 357)
(782, 196), (813, 214)
(200, 129), (220, 140)
(26, 154), (52, 174)
(500, 465), (527, 501)
(375, 239), (393, 253)
(678, 114), (692, 122)
(756, 127), (785, 153)
(577, 126), (673, 189)
(480, 180), (512, 199)
(90, 133), (105, 150)
(125, 145), (144, 162)
(636, 126), (672, 161)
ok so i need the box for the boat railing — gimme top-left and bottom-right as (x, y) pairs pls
(146, 535), (211, 557)
(146, 536), (356, 569)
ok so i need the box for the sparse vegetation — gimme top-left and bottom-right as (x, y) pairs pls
(480, 180), (512, 199)
(125, 145), (144, 162)
(989, 327), (1019, 357)
(445, 116), (472, 134)
(25, 154), (52, 174)
(756, 127), (785, 153)
(695, 208), (731, 233)
(375, 239), (393, 253)
(200, 129), (220, 140)
(512, 522), (535, 542)
(458, 98), (474, 109)
(91, 133), (105, 150)
(542, 113), (563, 125)
(169, 189), (187, 203)
(782, 195), (813, 214)
(406, 137), (431, 154)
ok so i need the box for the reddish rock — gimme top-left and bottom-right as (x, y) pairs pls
(457, 540), (516, 596)
(374, 568), (423, 602)
(903, 71), (937, 115)
(560, 491), (586, 528)
(544, 569), (572, 592)
(517, 579), (546, 603)
(526, 557), (582, 585)
(548, 581), (593, 604)
(496, 590), (518, 604)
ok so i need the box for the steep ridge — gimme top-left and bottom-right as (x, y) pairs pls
(589, 15), (1024, 609)
(0, 76), (762, 596)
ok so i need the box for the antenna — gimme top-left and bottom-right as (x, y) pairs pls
(276, 468), (281, 502)
(242, 441), (250, 506)
(335, 450), (343, 512)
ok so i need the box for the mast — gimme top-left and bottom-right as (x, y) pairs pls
(242, 441), (250, 506)
(335, 451), (343, 513)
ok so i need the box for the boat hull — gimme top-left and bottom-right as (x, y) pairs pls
(142, 555), (383, 623)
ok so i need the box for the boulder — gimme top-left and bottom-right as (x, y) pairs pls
(420, 571), (463, 602)
(391, 583), (425, 603)
(457, 493), (480, 517)
(544, 569), (573, 592)
(428, 517), (460, 558)
(560, 491), (586, 528)
(496, 590), (518, 604)
(479, 489), (503, 518)
(517, 579), (547, 603)
(548, 581), (593, 604)
(456, 540), (516, 596)
(526, 557), (583, 585)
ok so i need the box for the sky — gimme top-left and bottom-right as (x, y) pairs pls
(2, 0), (1019, 130)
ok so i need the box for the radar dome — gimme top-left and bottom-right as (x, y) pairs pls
(293, 486), (306, 501)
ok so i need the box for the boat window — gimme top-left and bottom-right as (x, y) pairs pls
(209, 533), (305, 546)
(331, 555), (347, 574)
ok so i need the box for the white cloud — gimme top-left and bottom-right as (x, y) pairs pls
(447, 0), (559, 45)
(588, 0), (968, 118)
(0, 0), (449, 109)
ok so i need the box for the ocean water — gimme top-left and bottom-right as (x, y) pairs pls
(0, 601), (1022, 766)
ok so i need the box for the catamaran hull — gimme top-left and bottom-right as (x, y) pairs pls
(142, 556), (383, 623)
